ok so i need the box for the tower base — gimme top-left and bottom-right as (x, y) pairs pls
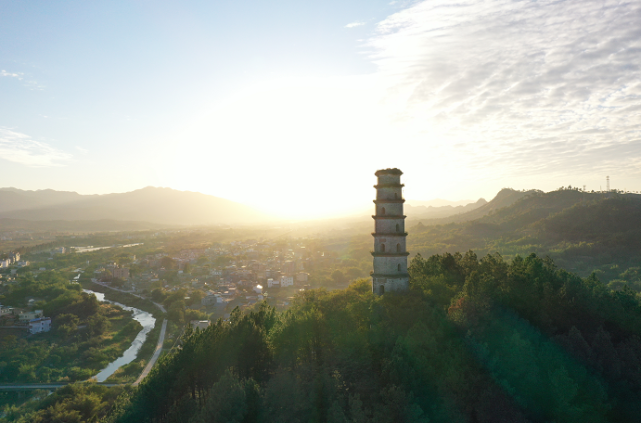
(372, 274), (409, 295)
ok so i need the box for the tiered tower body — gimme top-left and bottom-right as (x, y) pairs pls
(372, 168), (409, 295)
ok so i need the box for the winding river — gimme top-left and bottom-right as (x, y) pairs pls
(83, 289), (156, 382)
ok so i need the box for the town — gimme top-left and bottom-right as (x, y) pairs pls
(0, 229), (371, 335)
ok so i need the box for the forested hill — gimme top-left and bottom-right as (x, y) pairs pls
(99, 252), (641, 423)
(409, 189), (641, 285)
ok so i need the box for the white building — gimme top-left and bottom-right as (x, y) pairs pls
(267, 278), (280, 288)
(253, 284), (263, 294)
(29, 317), (51, 334)
(280, 275), (294, 288)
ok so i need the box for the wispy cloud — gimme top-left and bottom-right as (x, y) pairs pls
(345, 21), (365, 28)
(1, 70), (23, 80)
(368, 0), (641, 180)
(0, 128), (72, 167)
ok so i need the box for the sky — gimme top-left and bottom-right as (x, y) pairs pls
(1, 0), (640, 219)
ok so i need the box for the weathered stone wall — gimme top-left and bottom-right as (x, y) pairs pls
(377, 174), (401, 186)
(376, 186), (403, 200)
(376, 202), (403, 216)
(372, 276), (409, 294)
(373, 255), (408, 274)
(375, 219), (405, 234)
(373, 235), (406, 254)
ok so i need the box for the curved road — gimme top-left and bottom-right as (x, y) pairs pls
(133, 318), (168, 386)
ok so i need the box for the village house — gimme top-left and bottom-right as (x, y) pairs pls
(19, 309), (44, 323)
(29, 317), (51, 334)
(0, 304), (14, 317)
(280, 275), (294, 288)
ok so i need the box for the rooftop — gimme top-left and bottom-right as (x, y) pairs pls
(375, 168), (403, 176)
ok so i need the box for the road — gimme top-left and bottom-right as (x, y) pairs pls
(133, 318), (168, 386)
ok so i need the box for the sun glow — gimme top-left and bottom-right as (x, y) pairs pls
(151, 76), (452, 220)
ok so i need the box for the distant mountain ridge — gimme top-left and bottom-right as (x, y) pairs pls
(414, 188), (540, 225)
(406, 198), (488, 219)
(0, 187), (271, 226)
(406, 198), (475, 208)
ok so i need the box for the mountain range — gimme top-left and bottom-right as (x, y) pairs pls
(405, 198), (488, 220)
(0, 187), (271, 227)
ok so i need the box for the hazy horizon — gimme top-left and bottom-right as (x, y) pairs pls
(2, 0), (640, 219)
(0, 184), (486, 221)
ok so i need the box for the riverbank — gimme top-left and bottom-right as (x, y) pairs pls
(81, 281), (165, 318)
(80, 282), (169, 384)
(83, 290), (156, 383)
(0, 300), (141, 384)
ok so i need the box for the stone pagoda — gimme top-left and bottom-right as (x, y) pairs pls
(371, 168), (409, 295)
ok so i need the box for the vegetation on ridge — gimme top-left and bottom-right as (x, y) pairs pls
(96, 251), (641, 423)
(409, 189), (641, 287)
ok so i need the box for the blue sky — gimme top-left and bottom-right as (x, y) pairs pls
(1, 0), (641, 218)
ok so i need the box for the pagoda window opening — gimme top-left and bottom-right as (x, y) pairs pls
(396, 243), (401, 252)
(381, 244), (385, 253)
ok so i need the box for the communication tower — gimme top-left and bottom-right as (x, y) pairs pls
(607, 176), (610, 192)
(371, 168), (409, 295)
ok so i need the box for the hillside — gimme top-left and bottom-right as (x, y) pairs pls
(0, 218), (168, 232)
(0, 188), (84, 213)
(405, 198), (487, 220)
(0, 187), (272, 226)
(84, 253), (641, 423)
(414, 188), (539, 225)
(409, 189), (641, 283)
